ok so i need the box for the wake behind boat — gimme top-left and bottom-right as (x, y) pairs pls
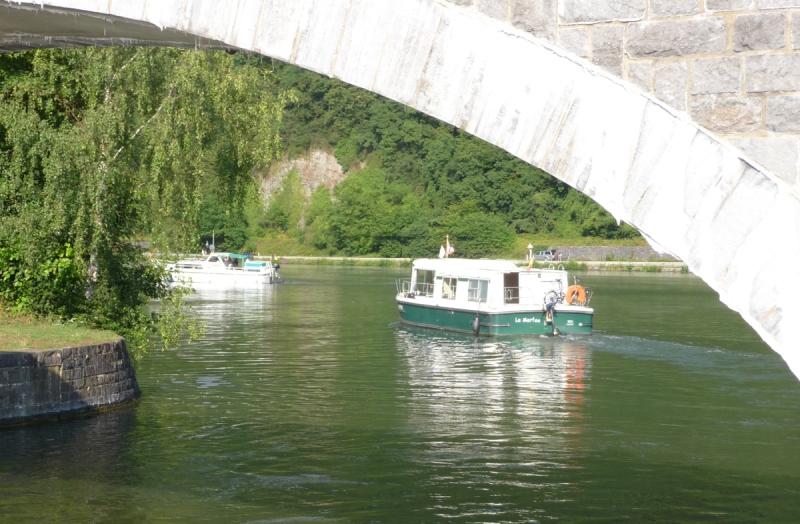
(395, 258), (593, 336)
(167, 252), (281, 289)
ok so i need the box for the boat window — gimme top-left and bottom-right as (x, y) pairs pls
(504, 272), (519, 304)
(414, 269), (435, 297)
(467, 279), (488, 303)
(208, 256), (219, 263)
(442, 277), (457, 300)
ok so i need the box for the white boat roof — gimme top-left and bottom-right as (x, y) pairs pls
(412, 258), (522, 273)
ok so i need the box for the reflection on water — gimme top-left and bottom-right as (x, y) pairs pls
(397, 327), (589, 436)
(0, 267), (799, 522)
(395, 329), (594, 521)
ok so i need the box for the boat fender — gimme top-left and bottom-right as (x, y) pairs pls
(566, 285), (587, 306)
(472, 315), (480, 336)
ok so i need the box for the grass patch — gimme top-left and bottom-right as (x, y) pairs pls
(0, 309), (118, 351)
(250, 232), (326, 257)
(283, 256), (411, 268)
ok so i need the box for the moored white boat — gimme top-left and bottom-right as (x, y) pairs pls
(395, 258), (593, 336)
(166, 252), (281, 289)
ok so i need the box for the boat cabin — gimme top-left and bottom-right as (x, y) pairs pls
(402, 258), (569, 310)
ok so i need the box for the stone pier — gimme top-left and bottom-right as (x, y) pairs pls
(0, 339), (140, 426)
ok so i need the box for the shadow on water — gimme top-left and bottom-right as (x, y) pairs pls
(0, 408), (143, 520)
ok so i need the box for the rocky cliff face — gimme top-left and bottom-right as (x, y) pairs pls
(259, 148), (349, 204)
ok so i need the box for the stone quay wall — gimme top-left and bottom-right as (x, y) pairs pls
(551, 245), (678, 261)
(447, 0), (800, 187)
(0, 339), (140, 426)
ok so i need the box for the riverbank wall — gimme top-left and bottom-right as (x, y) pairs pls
(273, 256), (687, 272)
(0, 338), (140, 427)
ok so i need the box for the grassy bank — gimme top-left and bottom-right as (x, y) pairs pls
(272, 256), (688, 273)
(246, 233), (649, 260)
(0, 309), (118, 351)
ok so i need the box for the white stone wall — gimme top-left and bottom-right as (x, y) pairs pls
(447, 0), (800, 185)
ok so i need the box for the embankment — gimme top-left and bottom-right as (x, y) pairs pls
(0, 338), (140, 427)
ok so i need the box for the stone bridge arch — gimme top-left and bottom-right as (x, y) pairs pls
(2, 0), (800, 380)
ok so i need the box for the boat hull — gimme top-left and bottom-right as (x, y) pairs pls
(170, 269), (276, 288)
(396, 300), (592, 336)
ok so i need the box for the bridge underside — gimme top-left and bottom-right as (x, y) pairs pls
(1, 0), (799, 380)
(0, 2), (224, 50)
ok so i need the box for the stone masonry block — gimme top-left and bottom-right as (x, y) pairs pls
(766, 95), (800, 132)
(706, 0), (754, 10)
(627, 18), (727, 57)
(655, 61), (688, 110)
(745, 54), (800, 92)
(627, 61), (653, 91)
(756, 1), (800, 8)
(734, 12), (786, 52)
(689, 94), (763, 133)
(476, 0), (508, 20)
(591, 24), (623, 75)
(558, 25), (590, 57)
(729, 136), (799, 184)
(691, 57), (740, 94)
(559, 0), (646, 24)
(0, 353), (33, 368)
(650, 0), (702, 17)
(793, 13), (800, 50)
(512, 0), (556, 41)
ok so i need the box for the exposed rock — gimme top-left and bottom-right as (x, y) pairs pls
(259, 148), (349, 204)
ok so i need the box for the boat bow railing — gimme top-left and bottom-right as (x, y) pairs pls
(396, 279), (434, 298)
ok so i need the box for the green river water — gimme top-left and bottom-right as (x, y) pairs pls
(1, 266), (799, 522)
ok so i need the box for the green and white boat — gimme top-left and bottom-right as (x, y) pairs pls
(395, 258), (593, 336)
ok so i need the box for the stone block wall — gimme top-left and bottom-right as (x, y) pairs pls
(0, 339), (140, 426)
(446, 0), (800, 186)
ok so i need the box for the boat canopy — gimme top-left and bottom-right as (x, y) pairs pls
(216, 252), (250, 260)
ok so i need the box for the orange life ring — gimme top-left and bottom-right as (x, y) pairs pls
(566, 284), (587, 305)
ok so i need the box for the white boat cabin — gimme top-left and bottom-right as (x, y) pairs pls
(173, 252), (269, 272)
(399, 258), (570, 311)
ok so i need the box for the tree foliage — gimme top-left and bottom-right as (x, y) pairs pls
(0, 48), (289, 354)
(265, 63), (637, 258)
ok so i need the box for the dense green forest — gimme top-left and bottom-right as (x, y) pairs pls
(0, 48), (289, 353)
(243, 61), (638, 258)
(0, 48), (637, 350)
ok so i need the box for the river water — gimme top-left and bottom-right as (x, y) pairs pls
(1, 266), (799, 522)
